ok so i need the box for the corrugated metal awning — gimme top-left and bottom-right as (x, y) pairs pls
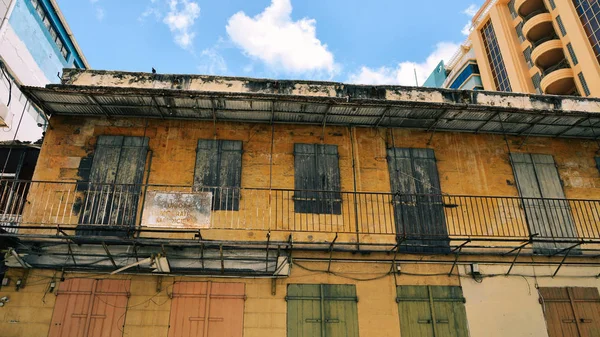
(21, 84), (600, 139)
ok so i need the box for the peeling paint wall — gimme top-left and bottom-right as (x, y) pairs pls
(59, 69), (600, 114)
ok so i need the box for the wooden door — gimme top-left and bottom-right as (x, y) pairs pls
(287, 284), (358, 337)
(167, 282), (245, 337)
(540, 287), (600, 337)
(387, 148), (449, 252)
(510, 153), (577, 253)
(48, 279), (130, 337)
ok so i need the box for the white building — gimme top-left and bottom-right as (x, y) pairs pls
(0, 0), (88, 142)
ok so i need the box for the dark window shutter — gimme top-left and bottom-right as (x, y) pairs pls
(596, 157), (600, 173)
(78, 135), (149, 236)
(294, 144), (341, 214)
(194, 139), (242, 210)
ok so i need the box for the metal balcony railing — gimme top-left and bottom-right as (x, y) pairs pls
(531, 33), (559, 49)
(542, 58), (571, 77)
(522, 9), (549, 24)
(1, 180), (600, 243)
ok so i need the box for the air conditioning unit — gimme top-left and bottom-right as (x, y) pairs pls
(0, 102), (8, 127)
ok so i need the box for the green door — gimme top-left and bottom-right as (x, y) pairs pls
(287, 284), (359, 337)
(397, 286), (469, 337)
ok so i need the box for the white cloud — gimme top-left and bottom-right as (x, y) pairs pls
(163, 0), (201, 50)
(463, 4), (479, 16)
(347, 42), (459, 86)
(95, 8), (105, 21)
(197, 48), (228, 75)
(226, 0), (336, 75)
(461, 4), (479, 35)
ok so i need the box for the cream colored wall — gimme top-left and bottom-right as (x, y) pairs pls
(461, 264), (600, 337)
(553, 0), (600, 97)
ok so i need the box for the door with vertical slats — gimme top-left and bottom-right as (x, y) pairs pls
(510, 153), (577, 253)
(387, 148), (449, 252)
(78, 136), (149, 236)
(540, 287), (600, 337)
(48, 279), (130, 337)
(287, 284), (358, 337)
(167, 282), (245, 337)
(396, 286), (469, 337)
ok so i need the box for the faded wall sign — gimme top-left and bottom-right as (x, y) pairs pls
(142, 191), (212, 228)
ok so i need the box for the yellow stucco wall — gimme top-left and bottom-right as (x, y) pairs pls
(22, 116), (600, 244)
(1, 262), (598, 337)
(0, 259), (460, 337)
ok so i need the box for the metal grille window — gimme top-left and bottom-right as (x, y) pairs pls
(578, 72), (591, 96)
(524, 47), (534, 67)
(567, 43), (579, 65)
(573, 0), (600, 65)
(532, 73), (543, 94)
(556, 16), (567, 36)
(509, 0), (518, 18)
(168, 282), (245, 337)
(516, 22), (526, 43)
(548, 0), (556, 9)
(397, 286), (469, 337)
(539, 287), (600, 337)
(294, 144), (342, 215)
(194, 140), (243, 211)
(48, 279), (131, 337)
(481, 20), (513, 92)
(287, 284), (358, 337)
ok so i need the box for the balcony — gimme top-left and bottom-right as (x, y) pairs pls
(531, 36), (564, 68)
(516, 0), (547, 18)
(1, 180), (600, 254)
(522, 11), (554, 41)
(541, 59), (576, 95)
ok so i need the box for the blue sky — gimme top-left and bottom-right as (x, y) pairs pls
(57, 0), (484, 85)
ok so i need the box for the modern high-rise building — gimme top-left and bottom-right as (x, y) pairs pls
(0, 0), (88, 142)
(428, 0), (600, 97)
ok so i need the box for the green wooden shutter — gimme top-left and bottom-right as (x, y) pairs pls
(510, 153), (577, 253)
(387, 148), (448, 253)
(287, 284), (358, 337)
(396, 286), (468, 337)
(78, 136), (149, 236)
(194, 140), (242, 211)
(294, 144), (341, 214)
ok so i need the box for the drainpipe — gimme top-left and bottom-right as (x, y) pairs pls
(0, 0), (16, 39)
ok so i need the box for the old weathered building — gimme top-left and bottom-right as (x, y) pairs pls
(1, 68), (600, 337)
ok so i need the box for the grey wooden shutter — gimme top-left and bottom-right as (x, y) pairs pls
(194, 140), (242, 211)
(78, 136), (149, 236)
(510, 153), (577, 253)
(387, 148), (448, 252)
(294, 144), (341, 214)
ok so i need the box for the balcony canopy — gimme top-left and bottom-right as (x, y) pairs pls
(21, 81), (600, 139)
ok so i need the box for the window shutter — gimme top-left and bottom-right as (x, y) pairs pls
(596, 157), (600, 173)
(194, 140), (242, 210)
(287, 284), (358, 337)
(396, 286), (468, 337)
(294, 144), (341, 214)
(387, 148), (448, 252)
(79, 136), (148, 235)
